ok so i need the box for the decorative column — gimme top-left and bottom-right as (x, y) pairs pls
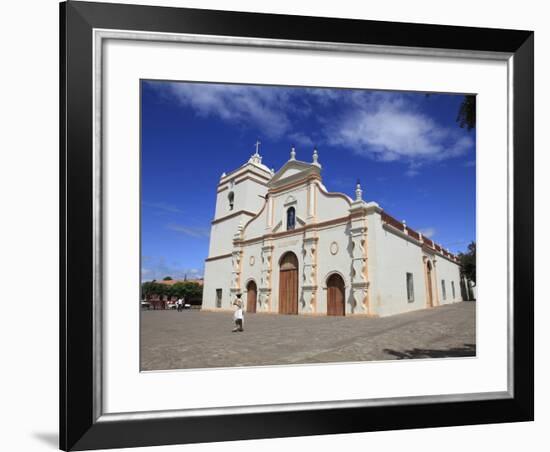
(301, 233), (318, 313)
(230, 222), (244, 300)
(349, 181), (369, 314)
(258, 240), (274, 311)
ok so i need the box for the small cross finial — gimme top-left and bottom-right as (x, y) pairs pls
(254, 139), (261, 155)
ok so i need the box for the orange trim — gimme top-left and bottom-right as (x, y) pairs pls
(239, 214), (353, 246)
(211, 210), (256, 225)
(205, 253), (232, 262)
(269, 174), (321, 194)
(235, 176), (269, 187)
(381, 210), (457, 260)
(220, 166), (272, 184)
(316, 183), (352, 206)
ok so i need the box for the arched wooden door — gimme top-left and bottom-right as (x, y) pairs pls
(246, 280), (257, 313)
(327, 273), (345, 316)
(279, 252), (298, 314)
(426, 261), (434, 308)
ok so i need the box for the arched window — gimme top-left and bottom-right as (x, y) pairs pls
(228, 191), (234, 211)
(286, 207), (296, 230)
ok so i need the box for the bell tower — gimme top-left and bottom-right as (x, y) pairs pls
(203, 144), (273, 310)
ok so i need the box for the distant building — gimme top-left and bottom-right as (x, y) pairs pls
(202, 146), (464, 317)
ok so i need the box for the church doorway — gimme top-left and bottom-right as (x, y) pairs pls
(426, 260), (434, 308)
(327, 273), (345, 316)
(278, 252), (299, 314)
(246, 280), (257, 313)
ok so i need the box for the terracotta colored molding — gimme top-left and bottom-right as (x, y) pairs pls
(211, 210), (257, 224)
(269, 174), (321, 194)
(239, 214), (353, 246)
(316, 182), (352, 205)
(204, 253), (232, 262)
(235, 176), (269, 187)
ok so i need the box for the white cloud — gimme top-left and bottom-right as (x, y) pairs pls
(151, 83), (474, 174)
(417, 227), (436, 238)
(167, 223), (210, 239)
(157, 83), (295, 139)
(288, 131), (314, 147)
(327, 94), (474, 166)
(142, 201), (182, 214)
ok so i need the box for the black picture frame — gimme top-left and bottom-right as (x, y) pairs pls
(60, 1), (534, 450)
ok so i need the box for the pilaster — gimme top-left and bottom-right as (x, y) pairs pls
(349, 182), (369, 314)
(301, 233), (318, 313)
(259, 241), (274, 311)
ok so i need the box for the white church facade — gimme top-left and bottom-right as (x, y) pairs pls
(202, 146), (464, 317)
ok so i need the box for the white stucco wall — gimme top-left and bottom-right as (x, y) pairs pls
(367, 212), (463, 317)
(209, 166), (269, 257)
(433, 255), (463, 305)
(315, 184), (351, 222)
(202, 256), (233, 310)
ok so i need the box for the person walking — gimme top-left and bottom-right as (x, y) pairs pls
(232, 294), (244, 332)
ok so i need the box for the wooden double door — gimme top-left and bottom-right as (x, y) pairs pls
(246, 280), (257, 313)
(327, 273), (345, 316)
(279, 252), (298, 315)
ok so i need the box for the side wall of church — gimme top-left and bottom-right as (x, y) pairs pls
(433, 256), (463, 305)
(367, 212), (463, 317)
(371, 218), (429, 317)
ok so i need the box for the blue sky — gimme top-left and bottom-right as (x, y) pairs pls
(141, 80), (476, 281)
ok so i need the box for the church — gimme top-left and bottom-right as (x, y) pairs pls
(202, 145), (464, 317)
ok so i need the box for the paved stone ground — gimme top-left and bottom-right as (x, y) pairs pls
(140, 302), (476, 370)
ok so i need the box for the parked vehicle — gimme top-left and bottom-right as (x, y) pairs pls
(141, 301), (152, 310)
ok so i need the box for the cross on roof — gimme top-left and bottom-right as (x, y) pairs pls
(254, 140), (261, 155)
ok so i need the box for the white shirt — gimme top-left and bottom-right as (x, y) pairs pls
(233, 307), (243, 320)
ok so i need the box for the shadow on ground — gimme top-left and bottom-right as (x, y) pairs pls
(383, 343), (476, 359)
(33, 432), (58, 449)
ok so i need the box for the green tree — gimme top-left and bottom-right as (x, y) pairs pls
(170, 281), (203, 302)
(162, 276), (173, 281)
(141, 281), (169, 299)
(456, 95), (476, 131)
(458, 241), (476, 285)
